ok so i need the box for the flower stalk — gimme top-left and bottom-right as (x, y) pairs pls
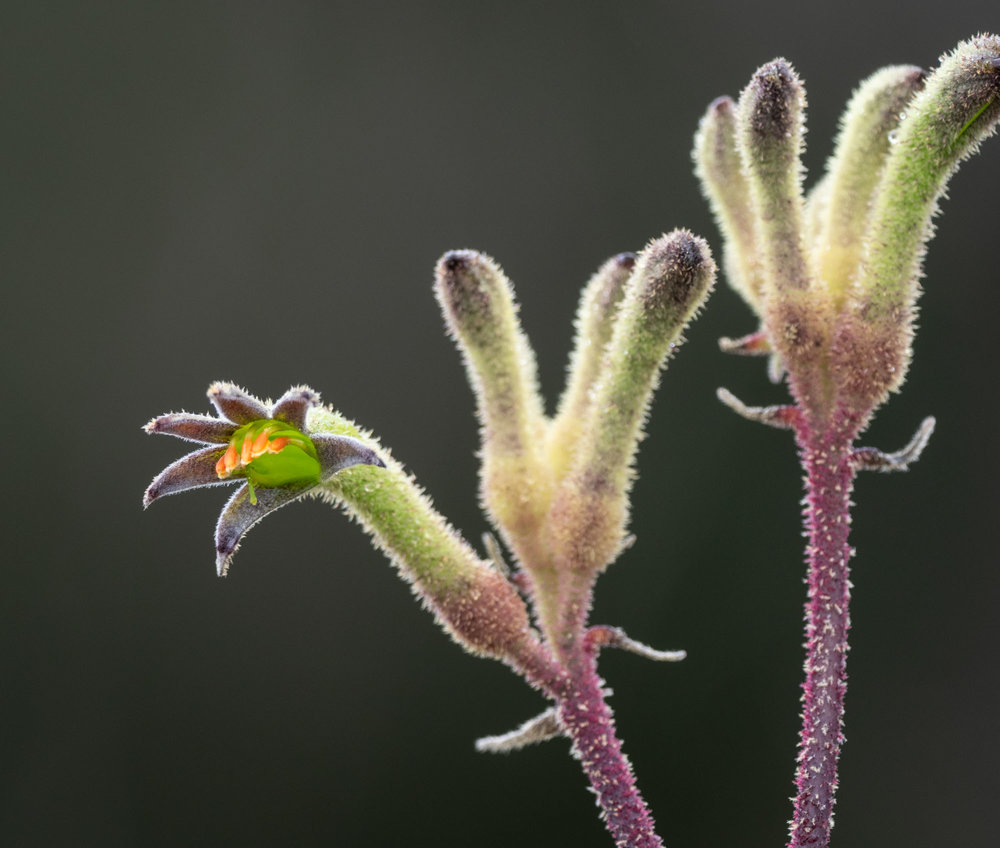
(790, 416), (860, 848)
(144, 230), (714, 848)
(142, 34), (998, 846)
(432, 232), (713, 846)
(695, 35), (1000, 847)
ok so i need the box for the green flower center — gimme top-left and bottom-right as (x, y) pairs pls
(215, 419), (321, 504)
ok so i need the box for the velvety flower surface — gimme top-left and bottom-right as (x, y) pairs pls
(144, 382), (384, 575)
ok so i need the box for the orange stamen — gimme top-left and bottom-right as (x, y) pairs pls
(268, 436), (289, 453)
(218, 443), (240, 477)
(241, 432), (255, 464)
(252, 428), (270, 456)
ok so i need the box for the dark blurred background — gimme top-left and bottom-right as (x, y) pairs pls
(3, 2), (998, 845)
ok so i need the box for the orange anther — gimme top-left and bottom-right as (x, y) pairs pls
(241, 432), (255, 464)
(252, 428), (270, 456)
(218, 443), (240, 477)
(268, 436), (289, 453)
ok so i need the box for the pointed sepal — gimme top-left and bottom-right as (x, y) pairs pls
(271, 386), (321, 431)
(719, 329), (772, 356)
(313, 433), (385, 478)
(585, 625), (686, 662)
(850, 416), (935, 472)
(143, 445), (229, 507)
(716, 388), (799, 430)
(215, 483), (307, 576)
(481, 532), (511, 578)
(143, 413), (237, 444)
(146, 383), (385, 576)
(207, 382), (269, 424)
(475, 707), (563, 753)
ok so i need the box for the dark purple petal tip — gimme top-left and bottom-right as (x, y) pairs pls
(143, 445), (230, 508)
(207, 382), (269, 424)
(214, 483), (305, 576)
(313, 434), (385, 477)
(271, 385), (321, 430)
(143, 413), (237, 444)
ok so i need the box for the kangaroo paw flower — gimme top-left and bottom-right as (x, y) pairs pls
(144, 382), (384, 575)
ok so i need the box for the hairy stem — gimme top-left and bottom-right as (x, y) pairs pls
(553, 648), (664, 848)
(789, 413), (861, 848)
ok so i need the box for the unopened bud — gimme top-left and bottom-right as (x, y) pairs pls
(835, 35), (1000, 407)
(549, 231), (716, 577)
(694, 95), (765, 312)
(434, 250), (551, 576)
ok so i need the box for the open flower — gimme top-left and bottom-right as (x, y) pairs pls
(143, 382), (384, 575)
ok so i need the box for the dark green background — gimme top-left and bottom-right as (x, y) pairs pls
(4, 2), (998, 845)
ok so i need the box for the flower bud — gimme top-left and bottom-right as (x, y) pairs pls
(434, 250), (552, 573)
(549, 231), (716, 577)
(548, 252), (635, 481)
(815, 65), (926, 309)
(736, 60), (831, 394)
(693, 95), (765, 313)
(834, 35), (1000, 407)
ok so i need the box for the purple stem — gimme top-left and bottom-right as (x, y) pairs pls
(788, 413), (861, 848)
(516, 620), (662, 847)
(555, 648), (664, 848)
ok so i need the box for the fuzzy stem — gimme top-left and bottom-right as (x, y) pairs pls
(554, 648), (664, 848)
(307, 405), (662, 846)
(307, 404), (552, 674)
(788, 413), (861, 848)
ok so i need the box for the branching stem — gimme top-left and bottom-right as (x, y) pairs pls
(554, 649), (664, 848)
(513, 593), (664, 848)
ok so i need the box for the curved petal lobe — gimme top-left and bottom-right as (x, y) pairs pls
(143, 446), (230, 507)
(207, 382), (268, 424)
(313, 434), (385, 477)
(271, 385), (320, 430)
(214, 483), (307, 576)
(144, 413), (237, 444)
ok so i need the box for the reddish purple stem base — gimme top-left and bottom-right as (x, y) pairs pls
(521, 642), (663, 848)
(788, 414), (861, 848)
(559, 655), (663, 848)
(556, 651), (664, 848)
